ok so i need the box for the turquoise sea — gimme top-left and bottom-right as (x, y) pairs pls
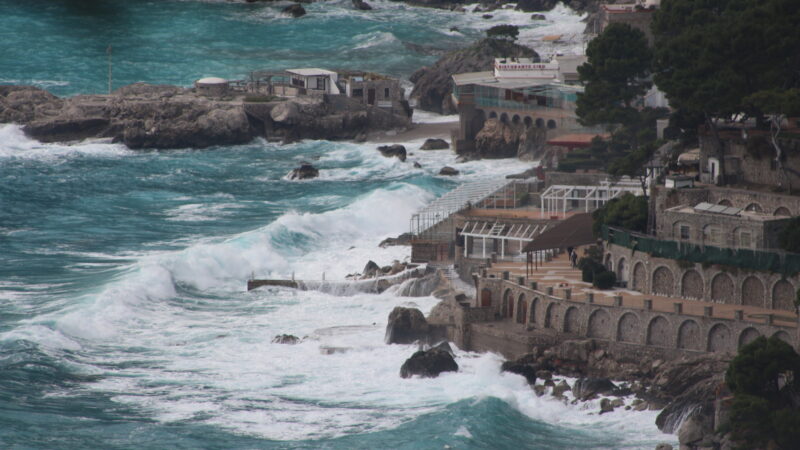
(0, 1), (672, 448)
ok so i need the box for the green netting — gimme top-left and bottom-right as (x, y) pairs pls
(603, 226), (800, 276)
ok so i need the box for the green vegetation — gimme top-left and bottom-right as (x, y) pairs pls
(591, 193), (648, 237)
(577, 250), (616, 289)
(486, 25), (519, 42)
(725, 336), (800, 449)
(778, 217), (800, 253)
(244, 94), (280, 103)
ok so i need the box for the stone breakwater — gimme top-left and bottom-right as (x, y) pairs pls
(0, 83), (411, 149)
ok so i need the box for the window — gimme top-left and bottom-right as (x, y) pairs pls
(703, 225), (722, 245)
(316, 77), (325, 90)
(680, 225), (690, 240)
(739, 231), (752, 248)
(384, 87), (390, 98)
(352, 88), (363, 97)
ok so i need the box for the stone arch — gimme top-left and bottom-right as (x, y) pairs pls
(710, 272), (735, 304)
(617, 312), (640, 343)
(774, 206), (791, 216)
(488, 111), (498, 119)
(480, 288), (492, 308)
(500, 112), (509, 124)
(680, 269), (703, 300)
(512, 114), (521, 125)
(772, 279), (795, 311)
(563, 306), (580, 334)
(523, 116), (533, 128)
(616, 257), (628, 284)
(502, 288), (513, 318)
(717, 199), (732, 207)
(629, 262), (646, 292)
(773, 330), (793, 344)
(544, 303), (556, 328)
(673, 220), (691, 240)
(646, 316), (670, 346)
(587, 309), (612, 339)
(547, 119), (557, 129)
(738, 327), (761, 348)
(535, 118), (544, 128)
(745, 202), (763, 213)
(652, 266), (675, 296)
(516, 294), (527, 324)
(530, 297), (539, 325)
(677, 320), (702, 350)
(741, 276), (765, 308)
(707, 323), (732, 352)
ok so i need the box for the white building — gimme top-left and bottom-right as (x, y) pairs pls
(286, 68), (341, 95)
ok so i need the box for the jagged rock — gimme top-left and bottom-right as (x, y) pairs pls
(430, 341), (454, 356)
(400, 347), (458, 378)
(558, 339), (596, 363)
(678, 408), (714, 447)
(533, 385), (546, 396)
(24, 117), (110, 143)
(420, 138), (449, 150)
(282, 3), (306, 17)
(610, 398), (624, 408)
(438, 166), (459, 176)
(481, 14), (493, 19)
(385, 307), (429, 344)
(377, 144), (407, 161)
(515, 0), (558, 12)
(501, 361), (537, 385)
(531, 13), (546, 19)
(654, 444), (673, 450)
(0, 85), (63, 124)
(409, 38), (537, 114)
(599, 398), (614, 414)
(552, 380), (571, 397)
(363, 260), (381, 277)
(572, 377), (617, 401)
(352, 0), (373, 10)
(272, 334), (299, 344)
(535, 369), (552, 380)
(286, 162), (319, 180)
(472, 118), (546, 159)
(413, 161), (422, 168)
(379, 233), (412, 248)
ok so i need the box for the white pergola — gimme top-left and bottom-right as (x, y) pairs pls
(461, 220), (547, 259)
(540, 179), (642, 218)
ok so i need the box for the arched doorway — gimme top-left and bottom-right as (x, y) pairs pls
(516, 294), (527, 324)
(480, 288), (492, 308)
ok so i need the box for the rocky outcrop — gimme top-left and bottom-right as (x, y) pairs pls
(0, 85), (63, 124)
(501, 358), (538, 385)
(420, 138), (449, 150)
(377, 144), (407, 161)
(378, 233), (412, 248)
(286, 162), (319, 180)
(409, 38), (537, 114)
(385, 307), (430, 344)
(471, 118), (546, 159)
(282, 3), (306, 17)
(572, 377), (617, 400)
(272, 334), (300, 344)
(438, 166), (459, 176)
(352, 0), (373, 9)
(399, 346), (458, 378)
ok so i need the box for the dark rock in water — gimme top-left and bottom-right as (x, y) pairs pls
(515, 0), (558, 12)
(420, 138), (449, 150)
(572, 377), (617, 400)
(449, 26), (459, 32)
(272, 334), (299, 344)
(654, 444), (673, 450)
(531, 13), (546, 20)
(363, 260), (381, 277)
(287, 162), (319, 180)
(379, 233), (412, 248)
(551, 380), (570, 397)
(400, 347), (458, 378)
(377, 144), (407, 161)
(438, 166), (459, 176)
(385, 306), (429, 344)
(352, 0), (373, 10)
(430, 341), (454, 356)
(24, 117), (110, 143)
(0, 85), (64, 124)
(501, 361), (537, 385)
(413, 161), (422, 169)
(282, 3), (306, 17)
(410, 38), (537, 114)
(599, 398), (614, 414)
(482, 14), (493, 19)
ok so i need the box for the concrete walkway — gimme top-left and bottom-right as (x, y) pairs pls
(487, 248), (798, 328)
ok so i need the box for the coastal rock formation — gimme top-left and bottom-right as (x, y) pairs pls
(379, 233), (412, 248)
(572, 377), (617, 400)
(399, 346), (458, 378)
(272, 334), (300, 344)
(409, 38), (538, 114)
(501, 359), (538, 385)
(352, 0), (373, 10)
(362, 260), (381, 277)
(420, 138), (449, 150)
(438, 166), (459, 176)
(286, 162), (320, 180)
(377, 144), (407, 161)
(0, 85), (63, 123)
(385, 306), (429, 344)
(472, 118), (546, 159)
(282, 3), (306, 17)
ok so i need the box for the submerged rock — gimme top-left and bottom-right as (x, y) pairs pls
(272, 334), (300, 344)
(282, 3), (306, 17)
(377, 144), (407, 161)
(385, 306), (429, 344)
(286, 162), (319, 180)
(572, 377), (617, 401)
(420, 138), (449, 150)
(400, 347), (458, 378)
(438, 166), (459, 176)
(352, 0), (373, 10)
(501, 361), (537, 385)
(379, 233), (412, 248)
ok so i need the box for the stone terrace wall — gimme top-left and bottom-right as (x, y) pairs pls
(470, 277), (797, 358)
(605, 243), (800, 312)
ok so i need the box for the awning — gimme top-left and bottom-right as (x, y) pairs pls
(521, 213), (595, 252)
(461, 221), (546, 242)
(678, 148), (700, 166)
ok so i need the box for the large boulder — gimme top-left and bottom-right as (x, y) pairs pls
(385, 306), (429, 344)
(272, 334), (300, 344)
(23, 117), (110, 143)
(352, 0), (373, 9)
(501, 361), (537, 385)
(438, 166), (459, 176)
(515, 0), (558, 12)
(572, 377), (617, 401)
(282, 3), (306, 17)
(420, 138), (449, 150)
(286, 162), (319, 180)
(0, 85), (64, 124)
(400, 347), (458, 378)
(377, 144), (407, 161)
(362, 260), (381, 277)
(410, 38), (537, 114)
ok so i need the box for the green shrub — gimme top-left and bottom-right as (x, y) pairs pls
(593, 270), (616, 289)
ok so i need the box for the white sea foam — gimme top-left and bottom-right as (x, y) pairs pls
(0, 124), (132, 161)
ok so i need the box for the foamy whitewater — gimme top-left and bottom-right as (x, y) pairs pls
(0, 0), (674, 448)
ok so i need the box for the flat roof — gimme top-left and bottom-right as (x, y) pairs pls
(452, 71), (495, 86)
(286, 68), (337, 77)
(666, 204), (789, 222)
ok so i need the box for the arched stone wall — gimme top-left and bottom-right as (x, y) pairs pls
(547, 119), (557, 129)
(677, 320), (702, 350)
(535, 118), (544, 128)
(564, 306), (580, 334)
(632, 262), (646, 292)
(717, 199), (732, 206)
(772, 279), (795, 311)
(646, 316), (670, 346)
(502, 288), (513, 318)
(604, 253), (613, 271)
(738, 327), (761, 348)
(680, 269), (703, 300)
(652, 266), (675, 296)
(708, 324), (732, 352)
(587, 309), (612, 339)
(544, 303), (556, 328)
(617, 312), (640, 343)
(488, 111), (498, 119)
(616, 257), (628, 283)
(741, 276), (765, 308)
(480, 288), (492, 308)
(745, 203), (763, 213)
(710, 273), (735, 303)
(530, 297), (539, 325)
(774, 206), (791, 216)
(524, 116), (533, 128)
(516, 294), (527, 324)
(500, 113), (509, 123)
(773, 330), (792, 344)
